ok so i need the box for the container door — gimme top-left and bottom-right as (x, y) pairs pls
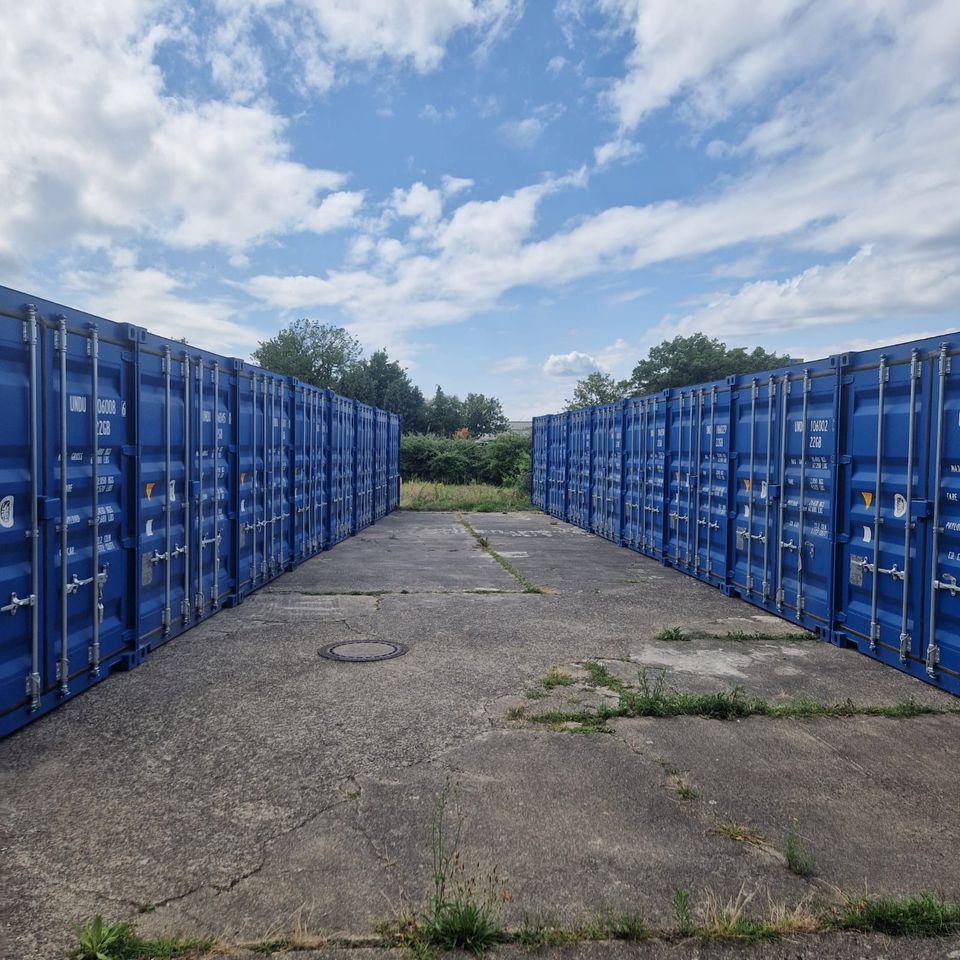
(388, 411), (400, 513)
(644, 397), (668, 559)
(696, 386), (731, 586)
(667, 392), (697, 568)
(922, 344), (960, 691)
(138, 346), (190, 646)
(291, 385), (307, 561)
(622, 400), (642, 549)
(330, 395), (354, 543)
(47, 318), (136, 692)
(548, 415), (567, 520)
(731, 376), (780, 603)
(194, 360), (230, 613)
(374, 410), (388, 520)
(236, 371), (257, 591)
(773, 369), (837, 630)
(591, 405), (620, 541)
(357, 403), (374, 530)
(0, 309), (43, 722)
(834, 350), (927, 662)
(320, 393), (333, 540)
(532, 417), (547, 510)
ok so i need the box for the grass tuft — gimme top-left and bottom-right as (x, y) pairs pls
(833, 894), (960, 936)
(655, 627), (689, 642)
(782, 818), (816, 877)
(539, 667), (575, 690)
(71, 916), (213, 960)
(714, 819), (768, 846)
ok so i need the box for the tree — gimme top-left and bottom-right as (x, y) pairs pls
(424, 387), (464, 437)
(251, 318), (362, 390)
(629, 334), (794, 395)
(460, 393), (509, 436)
(339, 348), (428, 430)
(564, 372), (629, 411)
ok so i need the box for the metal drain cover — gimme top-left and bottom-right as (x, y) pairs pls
(318, 640), (408, 663)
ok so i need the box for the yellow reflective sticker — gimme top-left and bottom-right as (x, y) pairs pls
(861, 491), (873, 509)
(743, 479), (751, 491)
(145, 482), (155, 500)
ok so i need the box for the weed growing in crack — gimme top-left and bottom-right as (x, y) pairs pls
(715, 819), (768, 846)
(71, 916), (213, 960)
(623, 669), (755, 719)
(539, 667), (575, 690)
(514, 916), (576, 949)
(583, 661), (626, 694)
(697, 886), (781, 942)
(673, 889), (694, 936)
(783, 818), (816, 877)
(417, 780), (507, 955)
(832, 893), (960, 936)
(673, 776), (699, 801)
(655, 627), (689, 642)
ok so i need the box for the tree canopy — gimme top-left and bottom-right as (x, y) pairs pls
(629, 334), (795, 395)
(251, 318), (362, 391)
(564, 372), (630, 411)
(250, 318), (509, 437)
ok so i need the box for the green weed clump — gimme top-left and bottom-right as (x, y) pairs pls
(72, 916), (213, 960)
(833, 894), (960, 937)
(782, 818), (816, 877)
(417, 781), (506, 955)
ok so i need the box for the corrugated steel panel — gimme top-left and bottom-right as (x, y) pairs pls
(328, 392), (356, 545)
(387, 413), (401, 512)
(0, 284), (400, 738)
(531, 415), (548, 510)
(355, 402), (375, 531)
(547, 413), (568, 520)
(590, 402), (623, 542)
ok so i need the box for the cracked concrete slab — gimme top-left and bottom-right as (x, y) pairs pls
(595, 636), (957, 707)
(614, 714), (960, 894)
(1, 510), (957, 960)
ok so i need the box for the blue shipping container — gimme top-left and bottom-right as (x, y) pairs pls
(0, 285), (400, 738)
(532, 330), (960, 697)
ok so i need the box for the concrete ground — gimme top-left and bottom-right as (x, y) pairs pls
(1, 510), (959, 960)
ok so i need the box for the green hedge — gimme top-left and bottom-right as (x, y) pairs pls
(400, 433), (531, 489)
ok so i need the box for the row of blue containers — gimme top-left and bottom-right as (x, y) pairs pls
(533, 330), (960, 697)
(0, 285), (401, 737)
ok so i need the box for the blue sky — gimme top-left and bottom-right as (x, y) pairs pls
(3, 1), (959, 417)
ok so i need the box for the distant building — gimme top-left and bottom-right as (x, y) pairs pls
(475, 420), (532, 443)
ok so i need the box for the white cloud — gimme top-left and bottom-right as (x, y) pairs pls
(62, 265), (259, 355)
(490, 354), (530, 374)
(594, 136), (643, 168)
(546, 55), (567, 75)
(673, 245), (960, 341)
(441, 176), (474, 197)
(595, 0), (873, 132)
(420, 103), (457, 122)
(220, 0), (524, 93)
(542, 351), (602, 377)
(391, 183), (445, 227)
(500, 116), (545, 149)
(0, 2), (354, 257)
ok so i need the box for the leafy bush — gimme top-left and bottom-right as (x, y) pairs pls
(401, 433), (530, 489)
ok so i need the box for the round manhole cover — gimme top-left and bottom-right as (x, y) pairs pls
(318, 640), (408, 663)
